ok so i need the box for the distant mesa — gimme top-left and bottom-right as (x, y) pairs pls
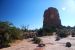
(43, 7), (61, 31)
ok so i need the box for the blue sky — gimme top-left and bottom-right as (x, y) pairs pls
(0, 0), (75, 29)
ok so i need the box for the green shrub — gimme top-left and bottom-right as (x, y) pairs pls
(37, 28), (43, 37)
(55, 36), (60, 41)
(57, 29), (68, 38)
(0, 32), (10, 48)
(9, 27), (23, 40)
(0, 21), (23, 48)
(32, 37), (41, 44)
(72, 32), (75, 37)
(57, 32), (68, 38)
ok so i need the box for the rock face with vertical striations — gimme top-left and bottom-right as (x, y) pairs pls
(43, 7), (61, 32)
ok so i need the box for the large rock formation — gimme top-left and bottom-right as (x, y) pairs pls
(43, 7), (61, 32)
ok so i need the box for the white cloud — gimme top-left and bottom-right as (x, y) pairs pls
(62, 7), (66, 11)
(66, 0), (75, 12)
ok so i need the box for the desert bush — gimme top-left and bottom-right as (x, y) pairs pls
(38, 41), (45, 47)
(32, 36), (37, 41)
(21, 26), (28, 32)
(0, 21), (11, 48)
(57, 29), (68, 38)
(36, 26), (56, 36)
(0, 33), (10, 48)
(66, 42), (71, 47)
(43, 26), (57, 36)
(55, 36), (60, 41)
(72, 32), (75, 37)
(37, 28), (43, 37)
(32, 37), (41, 44)
(57, 32), (68, 38)
(0, 21), (23, 48)
(9, 27), (23, 40)
(45, 26), (56, 32)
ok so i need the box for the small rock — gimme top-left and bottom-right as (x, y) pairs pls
(66, 42), (71, 48)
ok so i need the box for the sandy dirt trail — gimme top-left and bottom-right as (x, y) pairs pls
(0, 36), (75, 50)
(0, 39), (37, 50)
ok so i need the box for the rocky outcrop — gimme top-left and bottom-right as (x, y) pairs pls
(43, 7), (61, 31)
